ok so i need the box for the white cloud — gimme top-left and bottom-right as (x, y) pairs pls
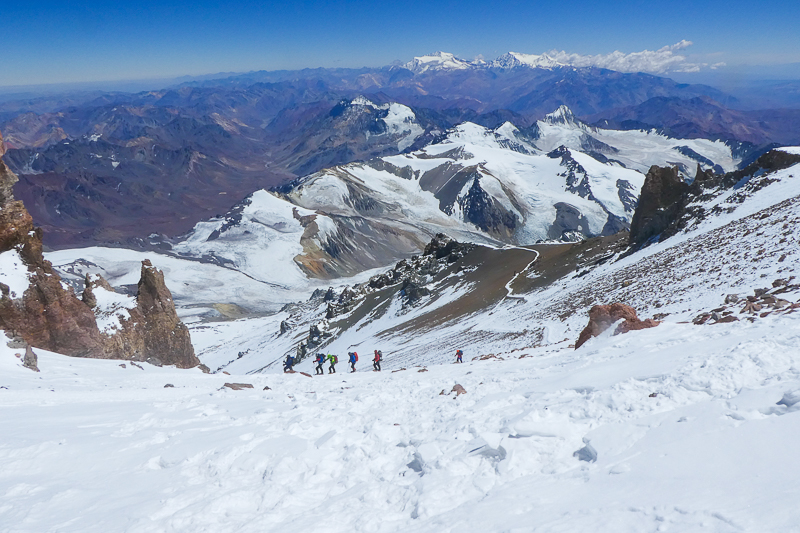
(546, 41), (705, 74)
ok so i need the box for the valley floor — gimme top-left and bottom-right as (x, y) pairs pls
(3, 309), (800, 532)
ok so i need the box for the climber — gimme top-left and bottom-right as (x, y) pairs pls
(328, 353), (338, 374)
(373, 350), (382, 372)
(349, 351), (358, 373)
(283, 354), (295, 372)
(455, 349), (463, 363)
(314, 353), (325, 375)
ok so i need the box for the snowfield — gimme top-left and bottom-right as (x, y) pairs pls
(2, 312), (800, 532)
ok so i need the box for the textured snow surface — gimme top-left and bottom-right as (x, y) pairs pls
(3, 313), (800, 532)
(172, 190), (316, 287)
(0, 250), (30, 299)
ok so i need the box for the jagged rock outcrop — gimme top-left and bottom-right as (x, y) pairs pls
(628, 165), (689, 247)
(460, 178), (518, 239)
(629, 150), (800, 250)
(575, 303), (660, 349)
(101, 260), (199, 368)
(81, 273), (114, 309)
(0, 146), (198, 368)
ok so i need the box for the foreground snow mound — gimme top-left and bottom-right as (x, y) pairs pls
(3, 311), (800, 532)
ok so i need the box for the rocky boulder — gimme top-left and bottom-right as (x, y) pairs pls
(575, 303), (660, 349)
(23, 345), (39, 372)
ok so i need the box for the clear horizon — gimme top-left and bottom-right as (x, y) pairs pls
(3, 0), (800, 88)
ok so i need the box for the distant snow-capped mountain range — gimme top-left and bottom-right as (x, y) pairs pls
(402, 51), (564, 73)
(167, 97), (741, 283)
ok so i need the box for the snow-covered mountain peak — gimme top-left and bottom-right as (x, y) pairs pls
(491, 51), (564, 70)
(349, 95), (377, 108)
(542, 105), (586, 129)
(338, 96), (424, 151)
(403, 51), (476, 74)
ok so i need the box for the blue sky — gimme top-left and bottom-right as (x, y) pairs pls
(3, 0), (799, 86)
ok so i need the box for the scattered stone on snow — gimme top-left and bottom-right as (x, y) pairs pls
(223, 383), (254, 390)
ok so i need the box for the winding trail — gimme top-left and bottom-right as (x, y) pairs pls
(492, 246), (539, 309)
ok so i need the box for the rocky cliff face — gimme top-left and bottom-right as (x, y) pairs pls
(0, 141), (198, 367)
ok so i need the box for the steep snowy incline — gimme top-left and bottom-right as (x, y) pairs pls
(3, 309), (800, 532)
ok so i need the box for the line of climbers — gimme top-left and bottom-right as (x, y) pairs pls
(283, 349), (464, 373)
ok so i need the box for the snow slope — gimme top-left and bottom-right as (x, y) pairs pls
(3, 308), (800, 532)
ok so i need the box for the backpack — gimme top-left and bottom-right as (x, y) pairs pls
(354, 352), (358, 362)
(457, 350), (463, 357)
(378, 350), (383, 361)
(332, 355), (338, 364)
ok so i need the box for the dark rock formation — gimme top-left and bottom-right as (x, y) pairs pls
(628, 165), (689, 247)
(575, 303), (660, 349)
(460, 178), (518, 239)
(400, 275), (430, 305)
(628, 150), (800, 250)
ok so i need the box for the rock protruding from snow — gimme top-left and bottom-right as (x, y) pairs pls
(628, 149), (800, 250)
(575, 303), (660, 349)
(23, 345), (39, 372)
(0, 158), (107, 357)
(628, 165), (689, 247)
(0, 157), (198, 367)
(543, 106), (587, 130)
(128, 260), (199, 369)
